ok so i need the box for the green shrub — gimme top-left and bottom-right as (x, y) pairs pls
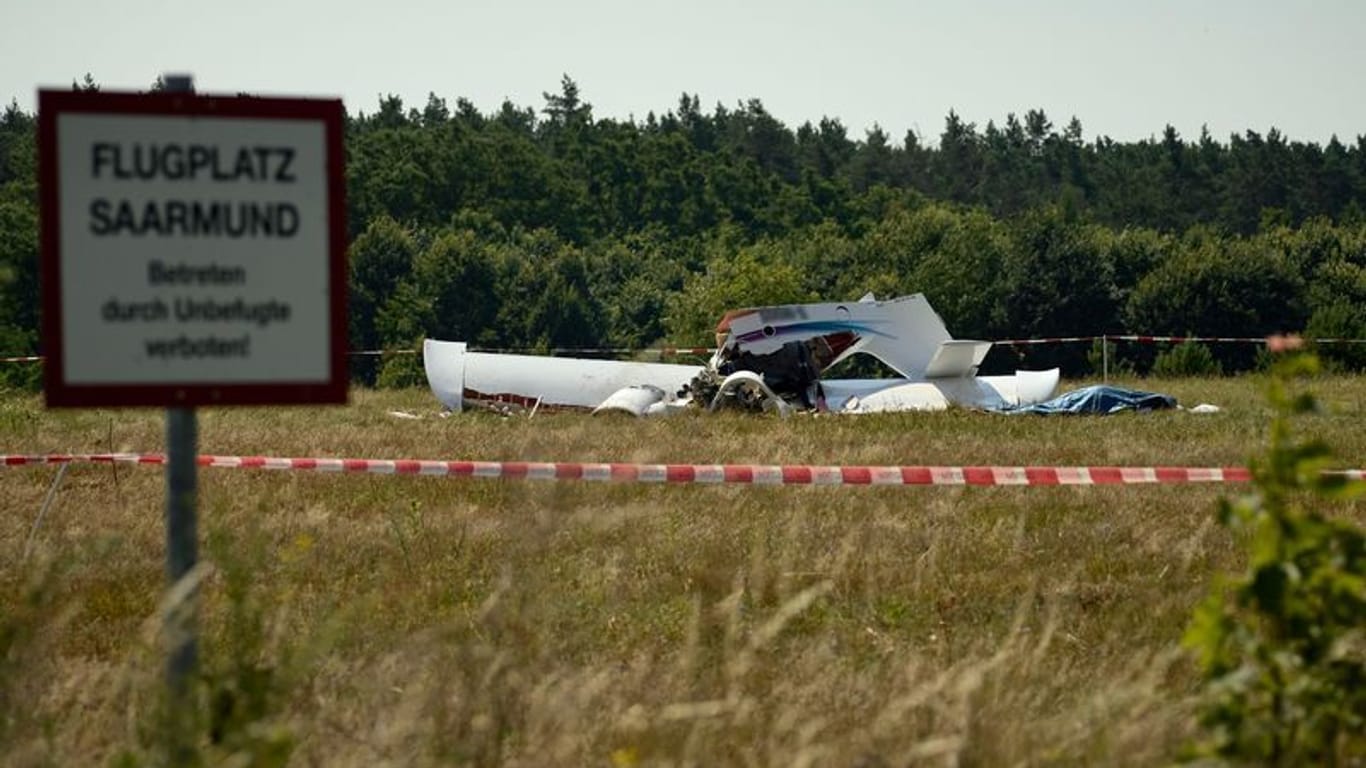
(1304, 258), (1366, 372)
(1085, 337), (1135, 378)
(1126, 237), (1306, 372)
(1184, 352), (1366, 764)
(0, 325), (40, 392)
(1306, 302), (1366, 372)
(376, 343), (426, 389)
(1151, 340), (1221, 377)
(115, 529), (341, 768)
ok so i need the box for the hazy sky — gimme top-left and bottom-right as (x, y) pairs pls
(5, 0), (1363, 145)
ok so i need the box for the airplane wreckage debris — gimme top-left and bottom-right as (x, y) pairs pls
(424, 293), (1077, 417)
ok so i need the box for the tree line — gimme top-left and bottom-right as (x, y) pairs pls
(2, 75), (1365, 388)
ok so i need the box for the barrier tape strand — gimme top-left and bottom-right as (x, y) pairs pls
(5, 453), (1363, 486)
(6, 335), (1366, 364)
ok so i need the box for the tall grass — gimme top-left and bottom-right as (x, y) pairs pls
(1, 376), (1363, 765)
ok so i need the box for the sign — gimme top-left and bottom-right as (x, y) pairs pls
(38, 90), (347, 407)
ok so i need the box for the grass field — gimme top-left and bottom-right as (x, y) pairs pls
(2, 375), (1364, 766)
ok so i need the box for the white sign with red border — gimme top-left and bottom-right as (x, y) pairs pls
(39, 90), (347, 407)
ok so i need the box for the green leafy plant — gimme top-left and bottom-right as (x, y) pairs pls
(1184, 350), (1366, 765)
(0, 558), (64, 750)
(376, 342), (426, 389)
(1085, 337), (1135, 378)
(115, 530), (342, 768)
(1152, 340), (1222, 377)
(0, 326), (40, 392)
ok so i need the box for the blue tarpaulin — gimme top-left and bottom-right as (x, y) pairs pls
(1002, 385), (1177, 415)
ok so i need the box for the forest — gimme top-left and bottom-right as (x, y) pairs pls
(2, 75), (1365, 387)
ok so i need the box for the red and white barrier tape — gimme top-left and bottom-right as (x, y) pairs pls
(8, 336), (1366, 364)
(1109, 335), (1262, 344)
(289, 347), (718, 358)
(660, 347), (716, 356)
(1000, 335), (1366, 346)
(464, 346), (718, 357)
(232, 336), (1366, 360)
(1109, 334), (1308, 344)
(997, 336), (1102, 346)
(5, 453), (1363, 486)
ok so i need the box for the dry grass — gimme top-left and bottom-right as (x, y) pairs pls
(1, 375), (1363, 766)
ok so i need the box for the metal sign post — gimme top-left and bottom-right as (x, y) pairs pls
(160, 74), (199, 710)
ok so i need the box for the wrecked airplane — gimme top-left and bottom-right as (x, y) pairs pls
(423, 294), (1060, 416)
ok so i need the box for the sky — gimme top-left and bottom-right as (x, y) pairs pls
(4, 0), (1363, 146)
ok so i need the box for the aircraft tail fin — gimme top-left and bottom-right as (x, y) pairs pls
(923, 339), (993, 379)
